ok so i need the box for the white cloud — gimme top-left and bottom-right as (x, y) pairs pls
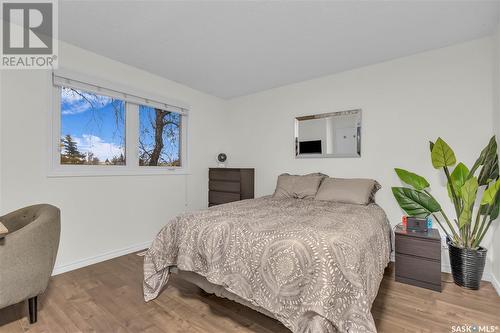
(61, 102), (90, 115)
(73, 134), (124, 161)
(61, 88), (113, 115)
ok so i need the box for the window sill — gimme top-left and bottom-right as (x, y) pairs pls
(47, 166), (190, 178)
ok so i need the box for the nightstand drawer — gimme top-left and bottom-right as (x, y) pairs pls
(395, 234), (440, 260)
(396, 253), (441, 286)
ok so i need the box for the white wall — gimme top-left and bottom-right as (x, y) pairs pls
(0, 42), (226, 273)
(491, 25), (500, 293)
(0, 69), (2, 214)
(224, 38), (496, 280)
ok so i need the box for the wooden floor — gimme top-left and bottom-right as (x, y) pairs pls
(1, 253), (499, 333)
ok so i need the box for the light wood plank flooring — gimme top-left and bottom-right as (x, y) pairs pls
(1, 252), (499, 333)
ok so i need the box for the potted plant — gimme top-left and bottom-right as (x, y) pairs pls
(392, 136), (499, 290)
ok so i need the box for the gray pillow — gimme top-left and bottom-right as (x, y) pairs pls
(273, 173), (327, 199)
(314, 178), (381, 205)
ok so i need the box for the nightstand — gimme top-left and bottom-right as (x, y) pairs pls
(395, 225), (442, 292)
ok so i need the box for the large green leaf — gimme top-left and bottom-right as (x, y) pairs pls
(392, 187), (441, 218)
(471, 136), (496, 167)
(470, 137), (491, 170)
(447, 163), (469, 199)
(478, 153), (498, 186)
(451, 163), (469, 191)
(431, 138), (456, 169)
(461, 176), (478, 209)
(458, 177), (478, 229)
(490, 191), (500, 220)
(477, 137), (498, 185)
(471, 136), (498, 185)
(394, 168), (430, 190)
(480, 179), (500, 206)
(459, 208), (472, 229)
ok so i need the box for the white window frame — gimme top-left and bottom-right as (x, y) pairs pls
(48, 69), (189, 177)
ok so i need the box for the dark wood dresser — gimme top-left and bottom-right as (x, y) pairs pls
(208, 168), (254, 207)
(395, 225), (442, 292)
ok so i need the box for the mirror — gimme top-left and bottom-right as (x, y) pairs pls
(295, 109), (361, 158)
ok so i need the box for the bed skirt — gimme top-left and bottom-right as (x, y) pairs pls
(171, 266), (277, 319)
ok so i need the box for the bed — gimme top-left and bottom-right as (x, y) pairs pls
(144, 196), (391, 333)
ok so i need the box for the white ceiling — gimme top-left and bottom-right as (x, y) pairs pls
(60, 1), (500, 99)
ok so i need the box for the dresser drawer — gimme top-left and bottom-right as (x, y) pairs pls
(209, 180), (241, 193)
(395, 234), (440, 260)
(209, 191), (241, 205)
(396, 253), (441, 285)
(209, 169), (241, 182)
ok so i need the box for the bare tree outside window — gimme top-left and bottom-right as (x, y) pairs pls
(139, 105), (181, 167)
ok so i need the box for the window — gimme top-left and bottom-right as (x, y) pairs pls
(60, 87), (126, 165)
(50, 71), (188, 176)
(139, 105), (181, 167)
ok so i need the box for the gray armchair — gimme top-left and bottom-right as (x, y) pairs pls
(0, 204), (60, 324)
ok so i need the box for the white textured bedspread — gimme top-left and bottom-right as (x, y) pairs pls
(144, 197), (391, 333)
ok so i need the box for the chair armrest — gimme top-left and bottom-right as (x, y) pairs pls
(0, 206), (40, 235)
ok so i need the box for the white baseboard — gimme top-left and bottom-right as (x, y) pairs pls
(491, 273), (500, 296)
(52, 240), (151, 276)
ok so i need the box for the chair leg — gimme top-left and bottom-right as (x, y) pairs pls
(28, 296), (37, 324)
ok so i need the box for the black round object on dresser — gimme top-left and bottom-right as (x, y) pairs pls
(217, 153), (227, 163)
(448, 241), (487, 290)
